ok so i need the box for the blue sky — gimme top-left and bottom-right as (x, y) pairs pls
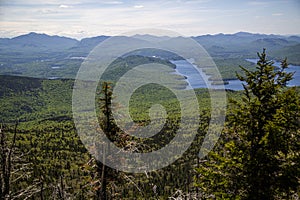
(1, 0), (299, 39)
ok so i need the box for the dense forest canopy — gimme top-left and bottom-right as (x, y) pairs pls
(0, 47), (299, 199)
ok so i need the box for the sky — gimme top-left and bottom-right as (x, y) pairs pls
(0, 0), (300, 39)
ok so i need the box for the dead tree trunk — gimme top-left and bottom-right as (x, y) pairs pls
(0, 123), (18, 200)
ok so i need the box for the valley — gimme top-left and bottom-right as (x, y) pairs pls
(1, 32), (300, 80)
(0, 32), (299, 199)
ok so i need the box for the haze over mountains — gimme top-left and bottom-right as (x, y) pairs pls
(1, 31), (300, 54)
(0, 31), (299, 79)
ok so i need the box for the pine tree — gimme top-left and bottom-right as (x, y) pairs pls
(195, 49), (300, 199)
(232, 49), (300, 199)
(94, 82), (124, 200)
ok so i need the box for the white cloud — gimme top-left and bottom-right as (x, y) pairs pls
(59, 4), (72, 9)
(1, 0), (300, 39)
(103, 1), (123, 4)
(272, 13), (283, 16)
(39, 9), (58, 14)
(133, 5), (144, 9)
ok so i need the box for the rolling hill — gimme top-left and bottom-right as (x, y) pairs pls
(0, 32), (299, 80)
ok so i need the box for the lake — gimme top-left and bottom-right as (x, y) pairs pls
(171, 59), (300, 91)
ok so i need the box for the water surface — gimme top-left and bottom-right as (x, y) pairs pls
(172, 59), (300, 91)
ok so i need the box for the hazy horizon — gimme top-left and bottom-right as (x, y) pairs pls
(1, 31), (300, 41)
(1, 0), (300, 39)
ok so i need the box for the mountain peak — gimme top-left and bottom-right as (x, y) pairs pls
(28, 32), (45, 36)
(14, 32), (49, 39)
(235, 31), (252, 35)
(7, 32), (78, 51)
(234, 32), (264, 37)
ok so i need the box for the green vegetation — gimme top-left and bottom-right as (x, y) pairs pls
(195, 49), (300, 199)
(1, 32), (300, 82)
(272, 44), (300, 65)
(101, 55), (177, 83)
(0, 50), (299, 199)
(0, 76), (212, 199)
(0, 75), (73, 122)
(212, 58), (256, 80)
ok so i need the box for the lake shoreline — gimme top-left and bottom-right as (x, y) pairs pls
(171, 59), (300, 91)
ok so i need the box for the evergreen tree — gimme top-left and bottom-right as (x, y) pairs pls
(195, 49), (300, 199)
(93, 82), (125, 200)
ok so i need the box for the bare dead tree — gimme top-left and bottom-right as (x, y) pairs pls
(0, 123), (41, 200)
(0, 123), (18, 200)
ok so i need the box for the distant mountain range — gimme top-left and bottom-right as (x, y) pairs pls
(191, 32), (300, 59)
(0, 31), (299, 79)
(0, 32), (78, 52)
(1, 31), (300, 54)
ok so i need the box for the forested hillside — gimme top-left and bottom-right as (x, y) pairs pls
(0, 50), (299, 199)
(1, 32), (300, 80)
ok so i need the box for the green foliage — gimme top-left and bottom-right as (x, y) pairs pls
(195, 49), (300, 199)
(1, 48), (299, 199)
(0, 77), (73, 122)
(101, 55), (177, 83)
(212, 58), (256, 80)
(1, 121), (91, 199)
(0, 58), (221, 199)
(272, 43), (300, 65)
